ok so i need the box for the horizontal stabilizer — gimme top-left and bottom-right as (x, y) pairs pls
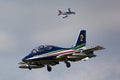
(83, 46), (105, 53)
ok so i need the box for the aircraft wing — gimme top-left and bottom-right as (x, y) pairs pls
(63, 15), (68, 18)
(82, 46), (105, 53)
(19, 60), (60, 69)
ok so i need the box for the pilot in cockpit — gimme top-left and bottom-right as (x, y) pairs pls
(31, 45), (52, 54)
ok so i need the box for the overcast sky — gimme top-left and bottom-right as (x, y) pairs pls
(0, 0), (120, 80)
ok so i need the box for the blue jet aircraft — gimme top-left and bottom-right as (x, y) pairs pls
(58, 8), (75, 18)
(19, 30), (105, 72)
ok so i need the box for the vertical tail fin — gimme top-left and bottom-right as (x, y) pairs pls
(58, 10), (62, 16)
(75, 30), (86, 49)
(68, 8), (71, 12)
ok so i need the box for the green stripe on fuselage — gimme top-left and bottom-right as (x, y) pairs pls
(72, 43), (86, 50)
(40, 44), (85, 57)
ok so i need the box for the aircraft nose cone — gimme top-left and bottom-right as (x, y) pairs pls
(22, 54), (31, 61)
(22, 57), (26, 62)
(22, 56), (28, 62)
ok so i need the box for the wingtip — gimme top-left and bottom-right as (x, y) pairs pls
(96, 46), (105, 50)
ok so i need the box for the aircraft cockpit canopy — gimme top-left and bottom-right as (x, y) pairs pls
(31, 45), (53, 54)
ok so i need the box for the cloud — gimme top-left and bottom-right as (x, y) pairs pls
(0, 0), (120, 80)
(21, 70), (50, 80)
(0, 31), (17, 52)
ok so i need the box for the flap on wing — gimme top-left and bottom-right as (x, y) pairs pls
(83, 46), (105, 53)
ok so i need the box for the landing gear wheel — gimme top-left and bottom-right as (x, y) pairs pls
(47, 65), (52, 72)
(65, 62), (71, 68)
(28, 64), (32, 70)
(28, 67), (32, 70)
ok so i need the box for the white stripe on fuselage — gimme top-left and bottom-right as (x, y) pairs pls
(26, 49), (76, 60)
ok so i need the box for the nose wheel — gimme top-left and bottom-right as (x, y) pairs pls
(28, 67), (32, 70)
(27, 64), (32, 70)
(47, 65), (52, 72)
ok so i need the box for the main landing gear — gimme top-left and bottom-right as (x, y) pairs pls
(65, 61), (71, 68)
(46, 62), (71, 72)
(47, 65), (52, 72)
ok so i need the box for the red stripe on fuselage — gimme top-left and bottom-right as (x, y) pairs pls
(48, 50), (77, 57)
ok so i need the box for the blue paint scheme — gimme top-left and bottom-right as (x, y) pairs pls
(22, 45), (70, 61)
(19, 30), (105, 72)
(22, 30), (86, 62)
(26, 56), (55, 61)
(75, 30), (86, 47)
